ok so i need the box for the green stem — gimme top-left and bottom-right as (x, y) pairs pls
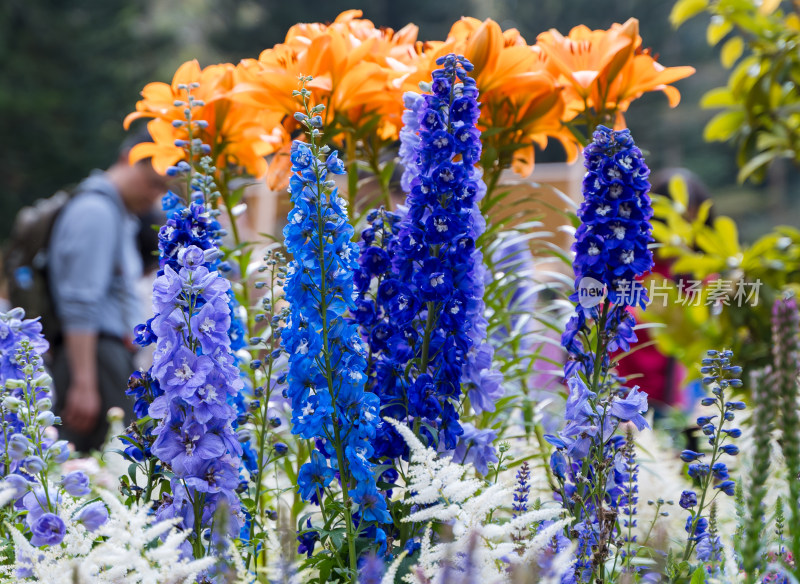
(346, 132), (358, 215)
(368, 141), (392, 210)
(312, 121), (357, 583)
(419, 302), (438, 375)
(142, 458), (157, 502)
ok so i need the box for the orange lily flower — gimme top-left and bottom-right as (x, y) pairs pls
(535, 19), (694, 127)
(125, 60), (277, 178)
(407, 18), (573, 177)
(612, 49), (696, 112)
(232, 10), (419, 147)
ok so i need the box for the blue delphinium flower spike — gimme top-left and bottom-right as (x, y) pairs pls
(281, 82), (390, 554)
(562, 125), (654, 376)
(354, 54), (499, 467)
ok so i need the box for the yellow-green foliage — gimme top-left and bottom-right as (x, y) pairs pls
(671, 0), (800, 182)
(643, 176), (800, 377)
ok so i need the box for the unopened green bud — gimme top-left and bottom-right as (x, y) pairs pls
(2, 396), (21, 411)
(33, 374), (52, 388)
(36, 411), (55, 427)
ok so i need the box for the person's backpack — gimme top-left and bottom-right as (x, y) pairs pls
(3, 187), (76, 346)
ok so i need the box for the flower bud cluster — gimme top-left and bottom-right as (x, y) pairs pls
(679, 349), (743, 559)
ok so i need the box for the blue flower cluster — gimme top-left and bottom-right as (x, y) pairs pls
(121, 369), (164, 462)
(562, 126), (653, 376)
(0, 311), (53, 479)
(140, 241), (245, 550)
(280, 111), (389, 530)
(545, 376), (648, 581)
(678, 350), (743, 561)
(0, 309), (107, 550)
(355, 54), (496, 459)
(547, 377), (648, 460)
(130, 179), (257, 478)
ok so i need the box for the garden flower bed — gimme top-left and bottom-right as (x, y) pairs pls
(1, 6), (799, 584)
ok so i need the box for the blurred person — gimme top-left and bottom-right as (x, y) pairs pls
(48, 128), (169, 452)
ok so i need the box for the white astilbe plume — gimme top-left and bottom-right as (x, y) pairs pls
(385, 419), (566, 584)
(3, 489), (214, 583)
(0, 483), (16, 508)
(382, 551), (408, 584)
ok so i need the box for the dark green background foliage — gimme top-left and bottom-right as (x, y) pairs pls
(1, 0), (796, 241)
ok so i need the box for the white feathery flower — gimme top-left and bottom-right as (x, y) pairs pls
(5, 488), (215, 583)
(522, 518), (570, 564)
(0, 484), (17, 508)
(382, 550), (408, 584)
(384, 418), (565, 584)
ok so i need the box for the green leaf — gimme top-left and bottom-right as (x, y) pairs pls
(690, 565), (706, 584)
(704, 111), (745, 141)
(668, 175), (690, 209)
(721, 36), (744, 68)
(737, 149), (778, 183)
(379, 160), (395, 189)
(707, 17), (733, 45)
(670, 0), (709, 27)
(700, 87), (736, 108)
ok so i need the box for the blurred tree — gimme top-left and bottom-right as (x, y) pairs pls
(0, 0), (171, 239)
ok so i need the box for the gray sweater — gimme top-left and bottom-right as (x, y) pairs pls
(48, 171), (143, 339)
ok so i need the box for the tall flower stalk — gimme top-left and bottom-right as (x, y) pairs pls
(280, 77), (388, 583)
(128, 147), (246, 561)
(0, 309), (108, 556)
(771, 297), (800, 566)
(547, 125), (654, 583)
(355, 54), (498, 464)
(675, 350), (743, 580)
(742, 367), (774, 582)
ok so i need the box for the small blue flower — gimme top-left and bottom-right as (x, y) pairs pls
(352, 481), (392, 524)
(75, 501), (108, 532)
(297, 451), (335, 503)
(679, 490), (697, 509)
(61, 471), (91, 497)
(680, 450), (704, 462)
(711, 462), (729, 480)
(449, 423), (498, 476)
(608, 386), (649, 430)
(714, 480), (736, 496)
(30, 513), (65, 547)
(550, 451), (568, 481)
(297, 518), (319, 557)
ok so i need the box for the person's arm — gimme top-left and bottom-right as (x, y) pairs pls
(61, 331), (102, 433)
